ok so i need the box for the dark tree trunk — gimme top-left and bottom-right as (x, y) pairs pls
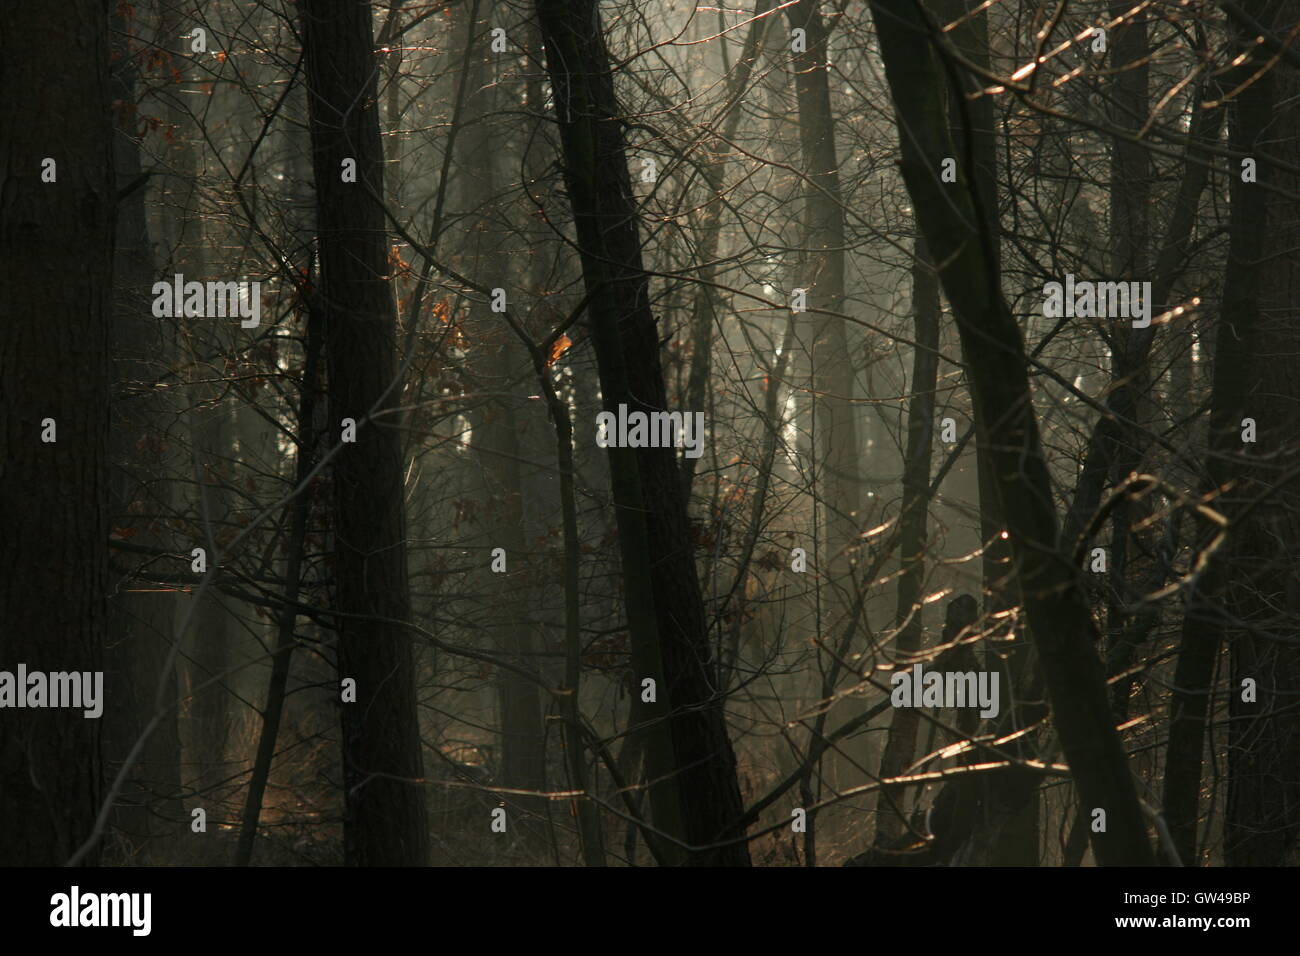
(933, 0), (1008, 612)
(236, 301), (323, 867)
(303, 0), (429, 866)
(0, 0), (114, 865)
(867, 0), (1155, 866)
(1223, 1), (1300, 864)
(535, 0), (750, 865)
(934, 0), (1039, 867)
(873, 237), (940, 845)
(103, 7), (183, 858)
(186, 395), (235, 787)
(1098, 0), (1152, 726)
(458, 1), (547, 810)
(1163, 1), (1275, 865)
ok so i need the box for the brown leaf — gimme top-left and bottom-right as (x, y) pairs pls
(546, 333), (573, 368)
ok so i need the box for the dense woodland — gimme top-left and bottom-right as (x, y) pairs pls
(1, 0), (1298, 868)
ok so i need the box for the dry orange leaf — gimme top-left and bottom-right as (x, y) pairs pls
(546, 333), (573, 367)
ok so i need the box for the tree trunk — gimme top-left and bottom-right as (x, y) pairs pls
(236, 300), (323, 866)
(303, 0), (429, 866)
(535, 0), (751, 865)
(867, 0), (1155, 866)
(933, 0), (1039, 867)
(0, 0), (114, 865)
(459, 0), (548, 812)
(873, 237), (940, 845)
(785, 1), (870, 848)
(1162, 2), (1275, 865)
(786, 0), (861, 606)
(103, 7), (183, 859)
(681, 0), (773, 496)
(1223, 1), (1300, 864)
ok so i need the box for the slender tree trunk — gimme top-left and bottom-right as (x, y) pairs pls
(102, 7), (183, 859)
(681, 0), (773, 495)
(873, 237), (940, 845)
(933, 0), (1008, 611)
(786, 0), (860, 605)
(508, 318), (609, 865)
(303, 0), (429, 866)
(187, 394), (233, 785)
(459, 1), (548, 812)
(933, 0), (1040, 866)
(1163, 5), (1274, 865)
(1097, 0), (1153, 733)
(867, 0), (1155, 865)
(785, 2), (868, 843)
(153, 9), (237, 799)
(236, 302), (323, 866)
(535, 0), (751, 865)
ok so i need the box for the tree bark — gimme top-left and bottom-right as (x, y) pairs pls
(535, 0), (750, 865)
(101, 6), (183, 859)
(303, 0), (429, 866)
(873, 237), (940, 845)
(867, 0), (1155, 866)
(459, 1), (548, 811)
(236, 301), (323, 866)
(681, 0), (773, 496)
(933, 0), (1039, 867)
(1162, 2), (1275, 865)
(786, 0), (861, 597)
(0, 0), (114, 865)
(1222, 0), (1300, 864)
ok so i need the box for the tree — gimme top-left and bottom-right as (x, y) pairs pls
(1162, 0), (1282, 866)
(535, 0), (751, 865)
(1217, 0), (1300, 866)
(873, 236), (940, 847)
(302, 0), (429, 866)
(103, 2), (183, 858)
(0, 0), (115, 865)
(459, 0), (548, 814)
(866, 0), (1156, 866)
